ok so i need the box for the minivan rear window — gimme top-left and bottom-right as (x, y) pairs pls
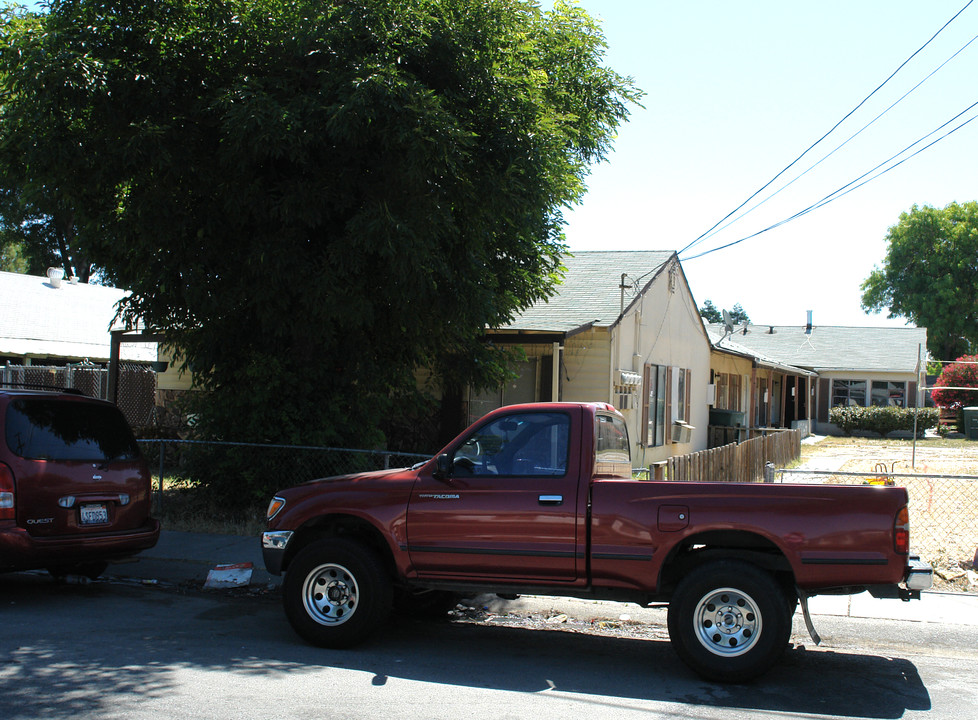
(5, 399), (140, 462)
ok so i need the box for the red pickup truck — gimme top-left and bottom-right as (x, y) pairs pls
(262, 402), (932, 681)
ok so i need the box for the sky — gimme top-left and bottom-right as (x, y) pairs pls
(556, 0), (978, 328)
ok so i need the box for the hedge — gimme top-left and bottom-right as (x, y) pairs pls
(828, 405), (939, 437)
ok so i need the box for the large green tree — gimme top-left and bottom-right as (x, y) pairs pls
(861, 202), (978, 360)
(0, 6), (96, 280)
(0, 1), (639, 457)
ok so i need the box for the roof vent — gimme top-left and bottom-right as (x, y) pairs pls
(806, 310), (813, 334)
(46, 267), (64, 289)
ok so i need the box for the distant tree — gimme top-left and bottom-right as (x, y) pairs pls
(699, 299), (722, 323)
(699, 300), (750, 325)
(0, 237), (26, 272)
(0, 0), (640, 501)
(729, 303), (750, 325)
(931, 355), (978, 410)
(861, 202), (978, 360)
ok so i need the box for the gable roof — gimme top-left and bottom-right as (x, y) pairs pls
(0, 271), (154, 362)
(706, 323), (926, 373)
(499, 250), (675, 334)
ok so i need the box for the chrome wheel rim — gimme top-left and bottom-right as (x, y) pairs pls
(301, 562), (359, 627)
(693, 587), (762, 657)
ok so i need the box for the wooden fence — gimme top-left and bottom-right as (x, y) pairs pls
(663, 428), (802, 483)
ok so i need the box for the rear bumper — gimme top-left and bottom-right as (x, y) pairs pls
(868, 555), (933, 600)
(0, 519), (161, 572)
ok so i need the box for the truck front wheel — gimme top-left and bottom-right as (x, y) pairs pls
(667, 560), (792, 682)
(282, 538), (392, 648)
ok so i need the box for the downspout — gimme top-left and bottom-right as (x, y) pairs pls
(552, 341), (561, 402)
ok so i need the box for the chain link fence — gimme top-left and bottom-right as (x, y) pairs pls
(1, 361), (157, 428)
(778, 467), (978, 589)
(137, 438), (431, 511)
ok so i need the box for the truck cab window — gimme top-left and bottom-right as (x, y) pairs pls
(453, 412), (569, 477)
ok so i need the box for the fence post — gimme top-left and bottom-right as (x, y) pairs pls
(157, 439), (165, 513)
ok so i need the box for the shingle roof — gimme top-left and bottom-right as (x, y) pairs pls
(500, 250), (675, 333)
(706, 323), (926, 373)
(0, 271), (155, 361)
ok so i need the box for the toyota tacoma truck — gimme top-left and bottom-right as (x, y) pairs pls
(262, 402), (932, 682)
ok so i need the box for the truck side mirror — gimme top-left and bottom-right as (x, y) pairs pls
(434, 453), (453, 479)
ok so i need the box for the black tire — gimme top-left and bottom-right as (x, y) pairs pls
(667, 560), (792, 683)
(282, 538), (393, 648)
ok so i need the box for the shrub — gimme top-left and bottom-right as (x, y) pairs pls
(829, 405), (939, 437)
(932, 355), (978, 409)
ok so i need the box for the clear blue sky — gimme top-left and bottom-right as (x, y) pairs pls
(559, 0), (978, 328)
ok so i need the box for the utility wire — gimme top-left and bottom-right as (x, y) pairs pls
(678, 0), (974, 257)
(681, 100), (978, 261)
(691, 29), (978, 249)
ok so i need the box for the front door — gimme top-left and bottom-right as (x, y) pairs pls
(406, 409), (582, 582)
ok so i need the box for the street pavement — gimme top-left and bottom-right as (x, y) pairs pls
(106, 530), (978, 627)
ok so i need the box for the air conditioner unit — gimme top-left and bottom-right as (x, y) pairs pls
(672, 421), (694, 444)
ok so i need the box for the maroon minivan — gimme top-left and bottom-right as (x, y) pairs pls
(0, 388), (160, 578)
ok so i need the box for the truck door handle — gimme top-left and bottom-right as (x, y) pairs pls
(538, 495), (563, 505)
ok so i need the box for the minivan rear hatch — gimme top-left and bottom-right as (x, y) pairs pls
(4, 395), (152, 537)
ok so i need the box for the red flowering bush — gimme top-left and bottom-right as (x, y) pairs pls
(931, 355), (978, 409)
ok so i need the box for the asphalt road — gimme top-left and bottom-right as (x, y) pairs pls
(1, 573), (977, 720)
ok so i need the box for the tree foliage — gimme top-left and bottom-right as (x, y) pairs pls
(931, 355), (978, 410)
(699, 299), (722, 323)
(0, 7), (95, 280)
(729, 303), (750, 324)
(0, 1), (639, 473)
(698, 299), (750, 325)
(861, 202), (978, 360)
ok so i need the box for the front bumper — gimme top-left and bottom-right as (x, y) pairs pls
(261, 530), (293, 576)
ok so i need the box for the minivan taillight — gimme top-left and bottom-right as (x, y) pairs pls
(894, 506), (910, 555)
(0, 462), (14, 520)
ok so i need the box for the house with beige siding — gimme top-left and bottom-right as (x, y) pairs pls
(705, 329), (817, 442)
(481, 251), (712, 465)
(705, 320), (927, 435)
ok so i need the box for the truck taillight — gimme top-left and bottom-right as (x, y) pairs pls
(894, 506), (910, 555)
(0, 462), (14, 521)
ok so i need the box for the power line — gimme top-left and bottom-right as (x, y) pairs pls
(678, 0), (975, 257)
(681, 100), (978, 261)
(690, 29), (978, 249)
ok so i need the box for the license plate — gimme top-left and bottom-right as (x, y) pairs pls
(80, 503), (108, 525)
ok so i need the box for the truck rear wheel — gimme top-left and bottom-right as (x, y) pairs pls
(667, 560), (791, 682)
(282, 538), (392, 648)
